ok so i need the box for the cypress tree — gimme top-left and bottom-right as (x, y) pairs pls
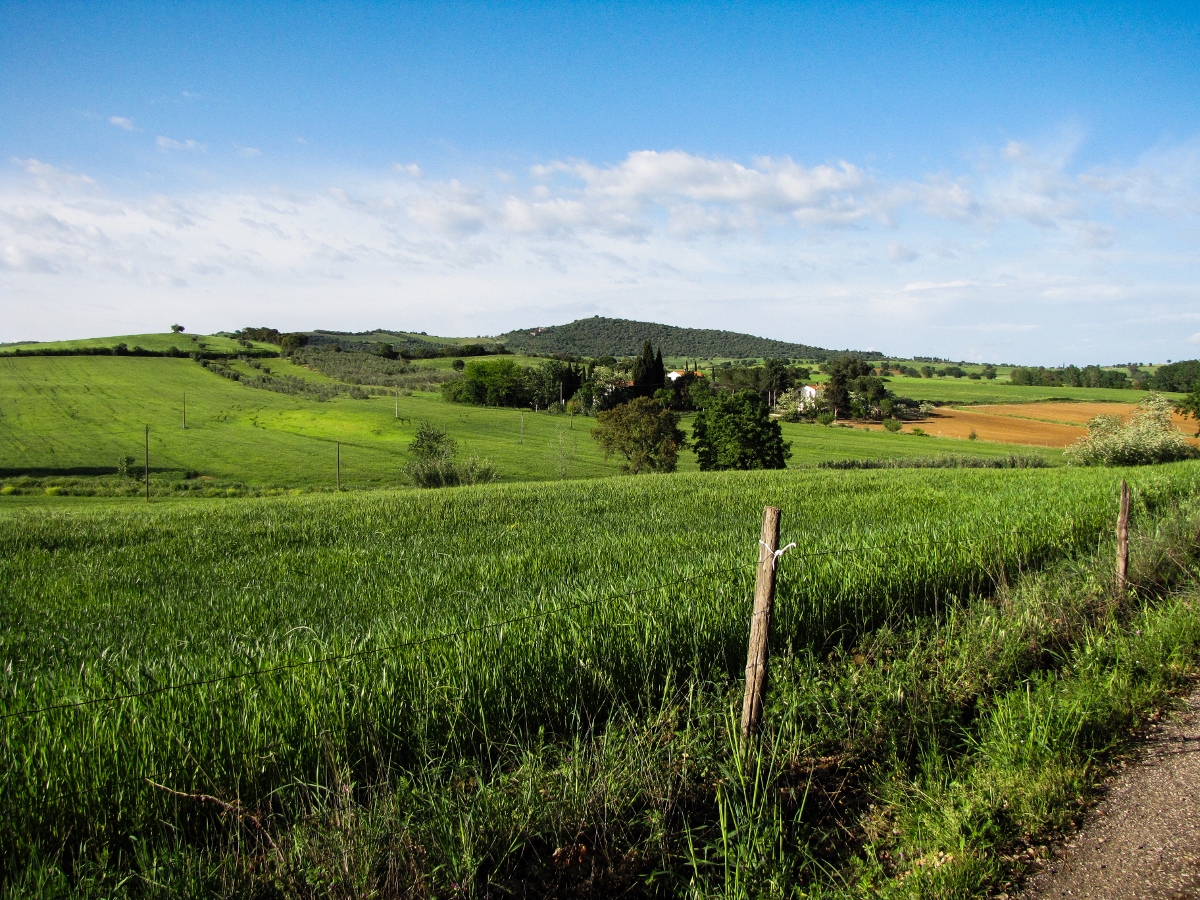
(653, 348), (665, 389)
(632, 339), (654, 389)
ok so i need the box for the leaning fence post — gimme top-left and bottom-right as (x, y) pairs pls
(1116, 478), (1130, 594)
(741, 505), (782, 739)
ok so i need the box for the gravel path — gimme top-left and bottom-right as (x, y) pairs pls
(1020, 688), (1200, 900)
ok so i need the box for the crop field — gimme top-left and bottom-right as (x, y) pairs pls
(0, 356), (1056, 497)
(867, 374), (1177, 405)
(0, 332), (277, 355)
(858, 401), (1200, 448)
(4, 461), (1200, 895)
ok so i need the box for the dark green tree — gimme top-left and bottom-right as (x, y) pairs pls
(631, 340), (665, 394)
(692, 390), (791, 471)
(1176, 386), (1200, 436)
(824, 355), (874, 418)
(591, 396), (685, 474)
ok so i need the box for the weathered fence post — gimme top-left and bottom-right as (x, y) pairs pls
(741, 505), (782, 738)
(1116, 478), (1131, 593)
(144, 425), (150, 502)
(336, 441), (341, 491)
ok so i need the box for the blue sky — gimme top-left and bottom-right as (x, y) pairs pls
(2, 2), (1199, 363)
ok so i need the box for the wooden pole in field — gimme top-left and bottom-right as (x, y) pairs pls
(395, 388), (399, 419)
(336, 441), (341, 491)
(182, 392), (187, 429)
(1116, 479), (1131, 594)
(144, 425), (150, 502)
(741, 505), (782, 739)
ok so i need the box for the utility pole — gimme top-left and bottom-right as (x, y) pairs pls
(336, 441), (341, 491)
(182, 392), (187, 429)
(144, 425), (150, 502)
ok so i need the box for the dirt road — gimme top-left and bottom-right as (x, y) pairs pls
(1020, 688), (1200, 899)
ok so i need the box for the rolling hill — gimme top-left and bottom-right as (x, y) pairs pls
(496, 316), (883, 360)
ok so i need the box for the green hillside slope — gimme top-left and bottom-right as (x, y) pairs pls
(0, 355), (1053, 494)
(0, 332), (276, 355)
(498, 316), (883, 360)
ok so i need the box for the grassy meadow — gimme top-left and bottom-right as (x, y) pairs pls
(3, 461), (1200, 896)
(0, 355), (1058, 497)
(0, 332), (277, 355)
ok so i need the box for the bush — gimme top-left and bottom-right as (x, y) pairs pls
(116, 455), (137, 478)
(403, 422), (497, 487)
(405, 456), (498, 488)
(1065, 393), (1198, 466)
(816, 411), (835, 426)
(883, 418), (902, 433)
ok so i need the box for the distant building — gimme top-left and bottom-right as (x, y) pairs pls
(798, 384), (823, 408)
(666, 370), (705, 382)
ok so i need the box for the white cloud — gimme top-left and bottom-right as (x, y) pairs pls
(902, 280), (978, 292)
(108, 116), (135, 131)
(3, 139), (1200, 363)
(1190, 332), (1200, 345)
(239, 147), (261, 157)
(156, 136), (206, 153)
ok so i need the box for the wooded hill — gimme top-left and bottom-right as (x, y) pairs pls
(497, 316), (883, 361)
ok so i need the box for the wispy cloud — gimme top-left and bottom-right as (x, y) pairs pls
(156, 136), (206, 153)
(238, 147), (261, 157)
(108, 116), (135, 131)
(3, 137), (1200, 363)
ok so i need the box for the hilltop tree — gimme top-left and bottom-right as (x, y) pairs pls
(591, 396), (685, 474)
(692, 390), (791, 471)
(170, 324), (184, 333)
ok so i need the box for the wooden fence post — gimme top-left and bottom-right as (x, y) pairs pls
(182, 392), (187, 429)
(336, 441), (341, 491)
(144, 425), (150, 502)
(1116, 478), (1131, 593)
(741, 505), (782, 739)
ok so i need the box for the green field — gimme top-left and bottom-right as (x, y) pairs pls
(0, 356), (1059, 496)
(816, 373), (1179, 405)
(0, 332), (277, 355)
(3, 461), (1200, 895)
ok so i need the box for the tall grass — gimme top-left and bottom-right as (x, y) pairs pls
(2, 462), (1200, 892)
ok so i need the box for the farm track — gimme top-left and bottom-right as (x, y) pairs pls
(1021, 686), (1200, 900)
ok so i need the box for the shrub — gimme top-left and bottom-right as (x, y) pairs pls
(116, 455), (137, 478)
(883, 418), (902, 433)
(1065, 393), (1198, 466)
(816, 411), (835, 426)
(403, 423), (497, 487)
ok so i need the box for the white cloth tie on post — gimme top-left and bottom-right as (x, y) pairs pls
(759, 540), (797, 569)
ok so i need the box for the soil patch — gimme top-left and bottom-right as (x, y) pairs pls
(860, 403), (1198, 449)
